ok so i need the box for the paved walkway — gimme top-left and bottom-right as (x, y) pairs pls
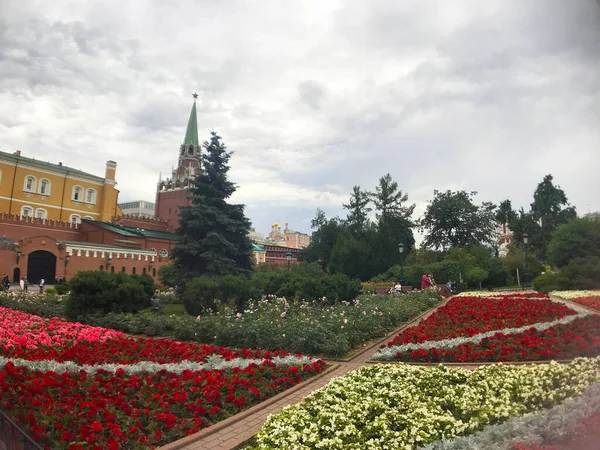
(159, 298), (450, 450)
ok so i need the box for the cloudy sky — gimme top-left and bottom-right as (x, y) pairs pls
(1, 0), (599, 239)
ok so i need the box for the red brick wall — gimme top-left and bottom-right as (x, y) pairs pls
(0, 214), (81, 242)
(1, 235), (170, 283)
(154, 189), (191, 231)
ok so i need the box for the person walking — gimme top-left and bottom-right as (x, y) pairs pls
(23, 278), (29, 293)
(19, 278), (24, 292)
(39, 278), (45, 294)
(2, 274), (9, 291)
(421, 272), (429, 290)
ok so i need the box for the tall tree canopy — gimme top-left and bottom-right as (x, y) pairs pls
(343, 185), (371, 235)
(507, 174), (577, 261)
(370, 173), (415, 224)
(171, 131), (253, 287)
(420, 190), (497, 250)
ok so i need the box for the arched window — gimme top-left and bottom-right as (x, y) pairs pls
(38, 179), (51, 195)
(20, 206), (34, 217)
(24, 176), (36, 192)
(99, 265), (104, 271)
(152, 268), (156, 277)
(35, 208), (47, 219)
(83, 216), (94, 221)
(110, 266), (115, 273)
(121, 266), (126, 273)
(142, 267), (146, 275)
(132, 267), (136, 275)
(69, 214), (81, 225)
(72, 186), (83, 201)
(86, 188), (97, 204)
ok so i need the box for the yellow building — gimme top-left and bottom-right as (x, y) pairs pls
(0, 150), (120, 223)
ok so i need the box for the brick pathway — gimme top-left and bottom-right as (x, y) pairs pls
(159, 299), (449, 450)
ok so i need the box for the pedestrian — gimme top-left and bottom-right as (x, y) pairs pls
(23, 278), (28, 293)
(39, 278), (45, 294)
(19, 278), (24, 292)
(421, 272), (429, 290)
(394, 281), (402, 294)
(2, 274), (9, 291)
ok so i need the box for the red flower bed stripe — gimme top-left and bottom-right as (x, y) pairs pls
(568, 296), (600, 312)
(398, 314), (600, 362)
(385, 294), (575, 347)
(0, 360), (325, 449)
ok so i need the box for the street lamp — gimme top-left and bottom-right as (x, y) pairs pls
(398, 243), (405, 286)
(286, 252), (292, 271)
(522, 232), (529, 290)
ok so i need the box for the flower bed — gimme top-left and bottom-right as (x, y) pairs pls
(0, 308), (326, 449)
(248, 359), (600, 449)
(0, 291), (441, 358)
(383, 294), (574, 346)
(374, 293), (600, 362)
(551, 290), (600, 311)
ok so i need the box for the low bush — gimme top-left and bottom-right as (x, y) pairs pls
(563, 256), (600, 290)
(64, 271), (151, 320)
(54, 283), (70, 295)
(533, 272), (573, 294)
(43, 287), (57, 296)
(0, 292), (65, 318)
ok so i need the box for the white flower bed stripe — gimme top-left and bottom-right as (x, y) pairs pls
(374, 312), (589, 360)
(418, 380), (600, 450)
(551, 290), (600, 300)
(0, 354), (314, 375)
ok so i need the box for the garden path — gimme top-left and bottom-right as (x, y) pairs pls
(158, 297), (452, 450)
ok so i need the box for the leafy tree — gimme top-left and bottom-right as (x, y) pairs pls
(299, 210), (343, 271)
(420, 190), (497, 250)
(466, 267), (489, 289)
(529, 174), (577, 260)
(496, 199), (517, 225)
(547, 218), (600, 268)
(343, 186), (372, 235)
(370, 173), (415, 224)
(171, 131), (253, 289)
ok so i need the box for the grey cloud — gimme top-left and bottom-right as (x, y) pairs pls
(297, 81), (327, 110)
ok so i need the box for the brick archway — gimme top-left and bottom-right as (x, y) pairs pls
(26, 250), (57, 284)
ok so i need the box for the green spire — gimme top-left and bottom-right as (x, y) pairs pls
(183, 94), (199, 147)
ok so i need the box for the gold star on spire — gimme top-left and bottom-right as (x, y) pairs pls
(192, 92), (198, 100)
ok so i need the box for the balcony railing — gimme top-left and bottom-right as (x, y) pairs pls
(0, 409), (43, 450)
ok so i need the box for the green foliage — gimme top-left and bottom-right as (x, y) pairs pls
(171, 131), (253, 289)
(420, 190), (497, 250)
(54, 283), (70, 295)
(130, 273), (156, 298)
(532, 272), (572, 294)
(343, 185), (371, 235)
(182, 275), (259, 315)
(466, 267), (489, 288)
(64, 271), (151, 319)
(0, 292), (65, 318)
(547, 218), (600, 268)
(374, 260), (461, 287)
(157, 264), (176, 287)
(43, 287), (57, 296)
(501, 243), (543, 285)
(562, 256), (600, 290)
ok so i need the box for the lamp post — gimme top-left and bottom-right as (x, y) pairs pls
(286, 252), (292, 272)
(522, 232), (529, 290)
(398, 243), (405, 285)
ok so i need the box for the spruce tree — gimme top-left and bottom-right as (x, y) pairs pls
(171, 131), (253, 287)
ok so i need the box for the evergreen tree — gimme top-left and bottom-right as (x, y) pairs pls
(343, 185), (371, 235)
(171, 131), (253, 287)
(370, 173), (415, 224)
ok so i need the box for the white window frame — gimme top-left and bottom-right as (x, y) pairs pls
(21, 206), (34, 217)
(35, 208), (48, 219)
(38, 178), (51, 196)
(70, 214), (81, 225)
(0, 168), (2, 185)
(72, 185), (83, 202)
(86, 188), (97, 204)
(24, 175), (37, 193)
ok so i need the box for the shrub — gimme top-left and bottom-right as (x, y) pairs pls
(532, 272), (572, 294)
(64, 271), (151, 320)
(466, 267), (489, 289)
(563, 256), (600, 290)
(44, 287), (57, 296)
(158, 263), (177, 287)
(130, 273), (156, 298)
(54, 283), (70, 295)
(0, 292), (65, 318)
(182, 275), (258, 315)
